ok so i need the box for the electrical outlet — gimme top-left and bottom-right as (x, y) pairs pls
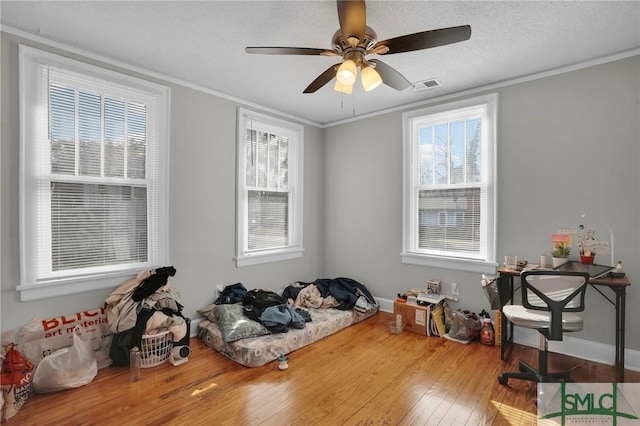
(557, 229), (577, 235)
(451, 282), (459, 296)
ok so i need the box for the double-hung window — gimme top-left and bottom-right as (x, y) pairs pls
(19, 46), (169, 301)
(402, 94), (497, 273)
(236, 108), (304, 267)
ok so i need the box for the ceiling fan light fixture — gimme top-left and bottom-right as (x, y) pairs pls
(336, 59), (357, 85)
(361, 65), (382, 91)
(333, 80), (353, 94)
(245, 1), (471, 95)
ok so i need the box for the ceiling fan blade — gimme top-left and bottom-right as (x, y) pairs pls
(373, 25), (471, 54)
(245, 47), (338, 56)
(337, 0), (366, 43)
(369, 59), (411, 91)
(303, 64), (340, 93)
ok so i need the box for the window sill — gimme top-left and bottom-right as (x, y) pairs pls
(17, 271), (138, 301)
(235, 247), (304, 267)
(401, 252), (498, 274)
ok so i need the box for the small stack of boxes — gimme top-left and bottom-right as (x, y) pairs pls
(393, 301), (430, 335)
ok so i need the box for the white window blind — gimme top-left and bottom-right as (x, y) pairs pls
(236, 108), (303, 267)
(19, 46), (169, 300)
(402, 94), (497, 273)
(245, 129), (289, 250)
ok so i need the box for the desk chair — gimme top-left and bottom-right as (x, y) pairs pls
(498, 270), (590, 385)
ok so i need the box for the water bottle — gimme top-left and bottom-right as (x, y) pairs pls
(130, 346), (141, 382)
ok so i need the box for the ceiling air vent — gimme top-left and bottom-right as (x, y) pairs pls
(412, 78), (442, 92)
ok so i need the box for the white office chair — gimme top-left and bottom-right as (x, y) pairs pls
(498, 270), (590, 384)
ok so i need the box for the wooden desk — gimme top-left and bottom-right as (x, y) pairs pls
(497, 267), (630, 382)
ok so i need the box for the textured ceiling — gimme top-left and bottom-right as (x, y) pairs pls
(2, 1), (639, 126)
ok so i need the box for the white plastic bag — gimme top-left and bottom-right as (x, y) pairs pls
(32, 326), (97, 393)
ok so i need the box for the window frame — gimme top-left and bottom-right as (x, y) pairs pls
(401, 94), (498, 274)
(18, 45), (170, 301)
(235, 108), (304, 267)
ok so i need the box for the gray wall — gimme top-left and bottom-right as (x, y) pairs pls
(2, 30), (639, 354)
(0, 32), (325, 332)
(323, 56), (640, 351)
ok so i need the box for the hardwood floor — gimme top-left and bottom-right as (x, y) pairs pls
(10, 311), (639, 425)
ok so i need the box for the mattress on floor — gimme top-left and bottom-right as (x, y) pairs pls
(197, 306), (378, 367)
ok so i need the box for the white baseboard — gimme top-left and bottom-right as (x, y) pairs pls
(378, 297), (394, 313)
(190, 318), (202, 337)
(376, 297), (640, 373)
(513, 327), (640, 372)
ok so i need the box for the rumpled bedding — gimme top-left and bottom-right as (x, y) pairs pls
(282, 277), (377, 311)
(260, 304), (307, 332)
(197, 277), (379, 367)
(198, 306), (377, 367)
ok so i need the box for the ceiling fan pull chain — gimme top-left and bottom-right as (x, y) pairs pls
(352, 93), (356, 116)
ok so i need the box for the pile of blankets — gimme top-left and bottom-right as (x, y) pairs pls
(215, 285), (310, 333)
(215, 277), (377, 334)
(282, 277), (377, 313)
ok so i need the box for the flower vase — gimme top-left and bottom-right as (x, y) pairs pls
(580, 255), (595, 265)
(552, 257), (568, 268)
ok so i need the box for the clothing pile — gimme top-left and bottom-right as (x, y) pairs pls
(282, 277), (377, 314)
(214, 277), (377, 334)
(105, 266), (190, 366)
(215, 285), (311, 333)
(242, 289), (311, 333)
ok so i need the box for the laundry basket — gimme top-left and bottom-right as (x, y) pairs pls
(140, 329), (173, 368)
(481, 274), (501, 310)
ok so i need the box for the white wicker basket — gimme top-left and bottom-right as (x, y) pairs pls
(140, 329), (172, 368)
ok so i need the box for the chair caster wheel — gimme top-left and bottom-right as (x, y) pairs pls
(498, 376), (508, 385)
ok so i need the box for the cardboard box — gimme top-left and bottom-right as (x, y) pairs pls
(393, 301), (429, 335)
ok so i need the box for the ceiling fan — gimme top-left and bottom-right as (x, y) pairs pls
(245, 0), (471, 94)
